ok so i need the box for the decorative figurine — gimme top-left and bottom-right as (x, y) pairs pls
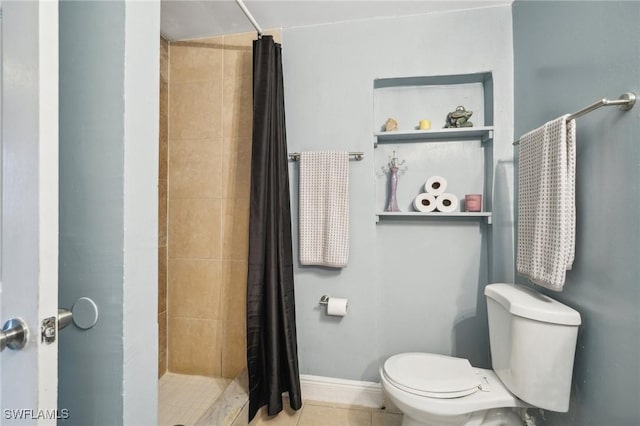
(418, 119), (432, 130)
(384, 118), (398, 132)
(381, 151), (407, 212)
(444, 106), (473, 128)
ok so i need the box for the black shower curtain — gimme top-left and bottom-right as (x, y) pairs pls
(246, 35), (302, 422)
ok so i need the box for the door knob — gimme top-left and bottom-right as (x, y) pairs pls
(0, 318), (28, 352)
(58, 297), (99, 331)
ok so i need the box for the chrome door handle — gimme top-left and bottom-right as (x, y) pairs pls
(58, 309), (73, 330)
(0, 318), (28, 352)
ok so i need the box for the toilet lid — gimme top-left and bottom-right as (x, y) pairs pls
(383, 353), (481, 399)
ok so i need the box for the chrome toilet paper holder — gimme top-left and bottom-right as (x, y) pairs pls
(318, 295), (349, 317)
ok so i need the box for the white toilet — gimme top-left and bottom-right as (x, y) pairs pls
(380, 283), (581, 426)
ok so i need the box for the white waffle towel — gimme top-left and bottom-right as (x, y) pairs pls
(517, 115), (576, 291)
(299, 151), (350, 268)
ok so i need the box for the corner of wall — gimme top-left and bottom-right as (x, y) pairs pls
(122, 1), (161, 424)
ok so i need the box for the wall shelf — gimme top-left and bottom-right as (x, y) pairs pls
(373, 72), (494, 226)
(376, 211), (492, 224)
(374, 72), (493, 89)
(375, 126), (494, 145)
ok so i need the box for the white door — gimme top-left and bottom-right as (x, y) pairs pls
(0, 1), (59, 424)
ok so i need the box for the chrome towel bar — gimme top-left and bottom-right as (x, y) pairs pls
(514, 92), (636, 145)
(288, 152), (364, 161)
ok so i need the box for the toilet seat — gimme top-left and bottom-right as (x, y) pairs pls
(383, 353), (481, 398)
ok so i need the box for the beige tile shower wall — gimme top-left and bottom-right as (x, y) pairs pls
(159, 36), (169, 378)
(167, 30), (281, 379)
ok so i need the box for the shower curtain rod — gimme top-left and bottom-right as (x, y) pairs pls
(234, 0), (264, 38)
(513, 92), (636, 145)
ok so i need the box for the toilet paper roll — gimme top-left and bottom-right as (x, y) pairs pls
(413, 193), (437, 212)
(436, 193), (459, 213)
(424, 176), (447, 196)
(327, 298), (348, 316)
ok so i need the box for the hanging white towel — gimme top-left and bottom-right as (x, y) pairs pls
(517, 115), (576, 291)
(299, 151), (350, 268)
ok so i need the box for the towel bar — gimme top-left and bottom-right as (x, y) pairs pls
(514, 92), (636, 145)
(288, 152), (364, 161)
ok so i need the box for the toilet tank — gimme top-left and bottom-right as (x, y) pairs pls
(485, 283), (581, 412)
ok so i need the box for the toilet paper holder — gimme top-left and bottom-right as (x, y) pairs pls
(318, 295), (349, 317)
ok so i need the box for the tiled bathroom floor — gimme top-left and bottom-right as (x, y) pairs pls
(159, 372), (402, 426)
(237, 400), (403, 426)
(158, 372), (231, 426)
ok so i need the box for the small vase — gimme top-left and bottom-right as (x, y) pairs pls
(385, 166), (401, 212)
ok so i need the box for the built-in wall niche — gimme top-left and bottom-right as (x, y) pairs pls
(373, 72), (494, 223)
(373, 72), (494, 132)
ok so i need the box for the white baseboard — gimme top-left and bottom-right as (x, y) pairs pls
(300, 374), (383, 408)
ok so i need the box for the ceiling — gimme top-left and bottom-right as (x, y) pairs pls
(161, 0), (513, 41)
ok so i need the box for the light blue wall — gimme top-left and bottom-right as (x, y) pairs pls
(513, 1), (640, 424)
(122, 1), (160, 423)
(283, 5), (514, 381)
(59, 1), (160, 424)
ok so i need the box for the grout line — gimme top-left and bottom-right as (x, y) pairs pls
(295, 404), (303, 426)
(164, 39), (171, 373)
(167, 256), (248, 262)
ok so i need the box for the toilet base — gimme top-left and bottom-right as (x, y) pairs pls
(401, 408), (522, 426)
(481, 409), (523, 426)
(402, 413), (470, 426)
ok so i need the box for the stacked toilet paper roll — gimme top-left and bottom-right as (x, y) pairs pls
(435, 193), (459, 213)
(413, 193), (437, 212)
(413, 176), (459, 213)
(424, 176), (447, 196)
